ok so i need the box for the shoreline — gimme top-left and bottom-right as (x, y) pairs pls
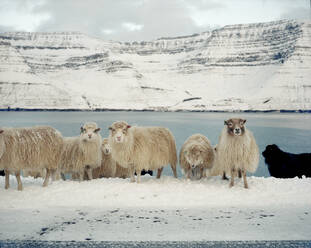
(1, 108), (311, 113)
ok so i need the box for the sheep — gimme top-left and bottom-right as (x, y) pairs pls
(114, 164), (131, 179)
(179, 134), (215, 180)
(91, 138), (117, 179)
(215, 118), (259, 188)
(0, 126), (63, 191)
(58, 122), (102, 181)
(108, 121), (178, 183)
(210, 145), (231, 180)
(262, 144), (311, 178)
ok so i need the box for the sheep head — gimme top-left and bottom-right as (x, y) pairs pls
(80, 122), (101, 142)
(102, 138), (112, 155)
(109, 121), (131, 143)
(224, 118), (246, 136)
(184, 144), (204, 169)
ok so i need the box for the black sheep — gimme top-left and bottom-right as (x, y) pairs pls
(262, 144), (311, 178)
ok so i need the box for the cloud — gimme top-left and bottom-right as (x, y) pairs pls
(280, 7), (311, 20)
(1, 0), (310, 41)
(0, 0), (50, 32)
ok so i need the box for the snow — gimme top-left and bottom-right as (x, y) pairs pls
(1, 175), (310, 241)
(0, 19), (310, 111)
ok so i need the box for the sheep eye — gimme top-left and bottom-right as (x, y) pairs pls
(228, 123), (233, 127)
(122, 129), (127, 134)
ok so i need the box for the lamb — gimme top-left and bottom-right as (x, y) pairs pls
(215, 118), (259, 188)
(0, 126), (63, 190)
(59, 122), (102, 180)
(91, 138), (117, 179)
(108, 121), (178, 183)
(179, 134), (215, 180)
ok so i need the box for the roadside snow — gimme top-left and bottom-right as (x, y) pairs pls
(0, 176), (310, 241)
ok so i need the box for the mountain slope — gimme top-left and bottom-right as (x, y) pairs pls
(0, 19), (310, 111)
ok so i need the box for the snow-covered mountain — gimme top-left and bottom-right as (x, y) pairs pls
(0, 19), (310, 111)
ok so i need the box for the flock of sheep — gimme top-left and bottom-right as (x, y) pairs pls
(0, 118), (259, 191)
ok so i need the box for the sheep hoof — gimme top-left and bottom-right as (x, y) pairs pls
(229, 183), (234, 188)
(17, 185), (23, 191)
(5, 185), (9, 190)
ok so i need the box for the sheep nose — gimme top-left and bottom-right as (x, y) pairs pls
(116, 136), (121, 141)
(234, 128), (240, 133)
(191, 164), (195, 169)
(88, 134), (92, 138)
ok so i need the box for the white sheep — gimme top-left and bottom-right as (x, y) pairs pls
(108, 121), (178, 183)
(91, 138), (117, 179)
(179, 134), (215, 180)
(215, 118), (259, 188)
(0, 126), (63, 190)
(59, 122), (102, 180)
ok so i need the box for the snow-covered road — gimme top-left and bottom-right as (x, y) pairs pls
(0, 176), (310, 241)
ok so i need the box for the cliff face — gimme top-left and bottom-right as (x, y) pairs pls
(0, 20), (310, 111)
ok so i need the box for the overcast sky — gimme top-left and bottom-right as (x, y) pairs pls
(0, 0), (310, 41)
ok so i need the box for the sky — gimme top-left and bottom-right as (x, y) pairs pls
(0, 0), (310, 41)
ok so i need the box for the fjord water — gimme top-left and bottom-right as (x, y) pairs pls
(1, 111), (310, 178)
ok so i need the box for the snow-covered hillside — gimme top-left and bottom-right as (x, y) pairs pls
(0, 19), (310, 111)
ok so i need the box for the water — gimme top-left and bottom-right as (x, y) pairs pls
(1, 111), (311, 178)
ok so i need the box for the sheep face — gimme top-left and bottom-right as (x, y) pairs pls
(185, 145), (204, 169)
(109, 121), (131, 144)
(102, 139), (111, 155)
(224, 118), (246, 136)
(262, 144), (281, 161)
(80, 123), (101, 142)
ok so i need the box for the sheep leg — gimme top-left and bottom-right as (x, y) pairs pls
(242, 169), (249, 189)
(129, 165), (136, 183)
(61, 173), (66, 181)
(136, 170), (141, 183)
(238, 169), (242, 178)
(4, 169), (10, 189)
(43, 168), (51, 187)
(222, 172), (229, 180)
(86, 166), (93, 180)
(15, 171), (23, 191)
(229, 168), (235, 188)
(170, 164), (178, 178)
(186, 169), (192, 179)
(156, 167), (163, 179)
(79, 172), (84, 181)
(51, 169), (57, 181)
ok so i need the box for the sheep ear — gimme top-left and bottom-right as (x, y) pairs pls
(0, 129), (3, 134)
(95, 128), (101, 133)
(80, 127), (84, 133)
(241, 119), (246, 124)
(127, 125), (131, 129)
(224, 120), (228, 125)
(108, 126), (112, 130)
